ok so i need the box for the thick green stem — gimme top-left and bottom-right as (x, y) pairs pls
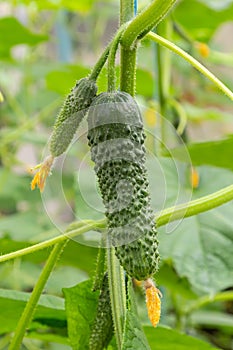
(147, 31), (233, 101)
(120, 0), (134, 24)
(155, 183), (233, 227)
(107, 247), (126, 350)
(9, 241), (67, 350)
(184, 291), (233, 315)
(1, 183), (233, 263)
(89, 43), (111, 81)
(121, 0), (177, 48)
(120, 46), (137, 95)
(120, 0), (137, 96)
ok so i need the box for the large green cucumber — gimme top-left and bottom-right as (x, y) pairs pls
(87, 91), (159, 281)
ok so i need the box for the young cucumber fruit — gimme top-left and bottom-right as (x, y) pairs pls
(50, 77), (97, 157)
(87, 91), (159, 281)
(89, 273), (113, 350)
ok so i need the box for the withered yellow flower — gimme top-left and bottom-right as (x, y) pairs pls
(30, 155), (54, 192)
(144, 278), (162, 327)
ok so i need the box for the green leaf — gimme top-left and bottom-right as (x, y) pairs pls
(12, 0), (95, 12)
(46, 65), (90, 95)
(158, 164), (233, 294)
(0, 237), (97, 275)
(46, 266), (87, 294)
(75, 155), (233, 294)
(190, 310), (233, 329)
(122, 310), (151, 350)
(0, 17), (47, 58)
(156, 264), (197, 300)
(46, 65), (154, 98)
(63, 280), (99, 350)
(98, 67), (154, 98)
(0, 288), (66, 334)
(144, 325), (218, 349)
(0, 211), (53, 240)
(164, 136), (233, 171)
(174, 0), (233, 42)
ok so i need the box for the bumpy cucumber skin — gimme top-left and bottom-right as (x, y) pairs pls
(87, 91), (159, 281)
(89, 273), (113, 350)
(50, 78), (97, 157)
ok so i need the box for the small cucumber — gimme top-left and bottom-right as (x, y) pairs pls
(89, 273), (113, 350)
(50, 77), (97, 157)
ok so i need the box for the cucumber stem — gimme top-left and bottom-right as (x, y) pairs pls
(121, 0), (177, 48)
(120, 0), (134, 24)
(147, 31), (233, 101)
(107, 247), (126, 349)
(108, 24), (127, 92)
(89, 43), (111, 81)
(9, 241), (67, 350)
(120, 0), (137, 96)
(1, 183), (233, 262)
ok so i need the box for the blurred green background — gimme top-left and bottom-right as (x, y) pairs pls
(0, 0), (233, 349)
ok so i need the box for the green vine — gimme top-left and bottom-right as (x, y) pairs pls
(1, 182), (233, 263)
(9, 240), (67, 350)
(120, 0), (134, 24)
(121, 0), (178, 48)
(89, 42), (111, 81)
(156, 18), (173, 150)
(106, 247), (126, 349)
(147, 31), (233, 101)
(108, 24), (127, 92)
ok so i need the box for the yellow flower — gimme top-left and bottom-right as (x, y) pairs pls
(30, 155), (54, 192)
(190, 166), (199, 189)
(144, 278), (162, 327)
(196, 42), (210, 58)
(0, 91), (4, 103)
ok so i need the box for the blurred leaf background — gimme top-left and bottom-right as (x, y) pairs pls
(0, 0), (233, 349)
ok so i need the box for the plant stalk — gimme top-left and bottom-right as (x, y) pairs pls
(120, 0), (137, 96)
(147, 31), (233, 101)
(121, 0), (177, 48)
(89, 42), (111, 81)
(108, 24), (127, 92)
(9, 240), (67, 350)
(1, 183), (233, 262)
(156, 18), (173, 151)
(107, 247), (126, 349)
(120, 0), (134, 24)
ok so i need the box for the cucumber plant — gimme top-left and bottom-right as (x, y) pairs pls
(2, 1), (233, 350)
